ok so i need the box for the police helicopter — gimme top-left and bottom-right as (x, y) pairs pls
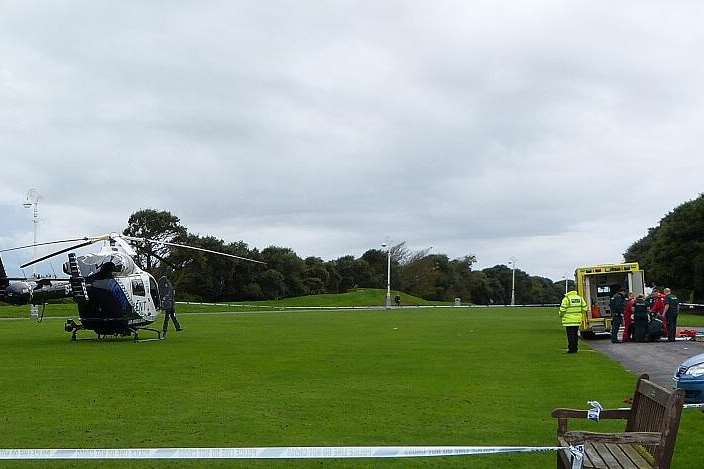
(0, 233), (264, 341)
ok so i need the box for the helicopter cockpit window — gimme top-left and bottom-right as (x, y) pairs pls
(132, 279), (146, 296)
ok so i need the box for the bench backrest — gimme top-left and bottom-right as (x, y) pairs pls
(625, 374), (684, 468)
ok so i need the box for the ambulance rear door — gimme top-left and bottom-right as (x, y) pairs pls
(628, 271), (645, 295)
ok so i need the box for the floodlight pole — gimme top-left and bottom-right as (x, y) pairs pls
(509, 257), (517, 306)
(382, 242), (391, 309)
(23, 189), (40, 277)
(564, 274), (569, 294)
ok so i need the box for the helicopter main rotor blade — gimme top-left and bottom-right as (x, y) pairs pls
(20, 240), (97, 269)
(123, 236), (266, 265)
(134, 245), (178, 269)
(0, 237), (91, 253)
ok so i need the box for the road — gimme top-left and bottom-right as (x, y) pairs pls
(587, 337), (704, 388)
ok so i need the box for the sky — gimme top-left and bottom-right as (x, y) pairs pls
(1, 1), (703, 280)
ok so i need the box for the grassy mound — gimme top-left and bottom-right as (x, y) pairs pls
(206, 288), (442, 307)
(0, 289), (443, 319)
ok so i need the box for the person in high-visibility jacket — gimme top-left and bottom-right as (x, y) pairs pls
(559, 290), (587, 353)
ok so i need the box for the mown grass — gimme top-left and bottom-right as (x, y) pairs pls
(0, 307), (702, 468)
(675, 312), (704, 327)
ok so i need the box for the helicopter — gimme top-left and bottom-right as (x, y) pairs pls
(0, 258), (70, 310)
(0, 233), (264, 341)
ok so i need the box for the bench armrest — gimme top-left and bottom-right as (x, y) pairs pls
(551, 408), (631, 419)
(552, 408), (631, 435)
(563, 431), (662, 445)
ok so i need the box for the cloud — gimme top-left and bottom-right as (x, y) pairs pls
(1, 1), (703, 279)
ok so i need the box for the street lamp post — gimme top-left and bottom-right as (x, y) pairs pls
(22, 189), (40, 277)
(509, 257), (517, 306)
(381, 242), (391, 309)
(23, 189), (40, 320)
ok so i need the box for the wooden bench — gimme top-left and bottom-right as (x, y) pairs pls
(551, 374), (684, 468)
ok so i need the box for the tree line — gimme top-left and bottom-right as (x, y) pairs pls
(625, 194), (704, 302)
(124, 209), (570, 304)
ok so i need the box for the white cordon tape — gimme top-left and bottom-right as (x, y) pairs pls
(0, 445), (584, 467)
(617, 404), (704, 411)
(684, 403), (704, 409)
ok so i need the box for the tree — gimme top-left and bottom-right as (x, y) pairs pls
(334, 255), (357, 291)
(123, 209), (187, 272)
(350, 259), (374, 288)
(324, 261), (342, 293)
(400, 252), (443, 300)
(482, 265), (531, 304)
(119, 210), (571, 303)
(360, 249), (387, 288)
(465, 271), (492, 304)
(257, 269), (287, 299)
(303, 257), (329, 295)
(260, 247), (306, 297)
(625, 194), (704, 301)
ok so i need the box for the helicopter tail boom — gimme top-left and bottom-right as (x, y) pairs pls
(0, 256), (7, 300)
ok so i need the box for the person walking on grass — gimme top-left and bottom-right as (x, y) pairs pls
(663, 288), (680, 342)
(559, 289), (587, 353)
(609, 287), (627, 343)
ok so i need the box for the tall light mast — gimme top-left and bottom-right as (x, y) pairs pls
(22, 189), (41, 277)
(509, 256), (517, 306)
(381, 242), (391, 309)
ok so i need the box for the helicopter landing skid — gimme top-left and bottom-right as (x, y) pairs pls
(131, 327), (164, 343)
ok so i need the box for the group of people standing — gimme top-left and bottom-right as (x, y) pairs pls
(558, 286), (681, 353)
(609, 287), (680, 343)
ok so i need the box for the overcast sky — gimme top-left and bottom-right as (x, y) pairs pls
(1, 1), (703, 280)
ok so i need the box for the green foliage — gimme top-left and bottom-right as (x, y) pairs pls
(122, 209), (187, 271)
(122, 209), (566, 304)
(625, 194), (704, 301)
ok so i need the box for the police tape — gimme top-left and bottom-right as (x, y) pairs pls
(0, 445), (585, 467)
(684, 403), (704, 409)
(615, 403), (704, 411)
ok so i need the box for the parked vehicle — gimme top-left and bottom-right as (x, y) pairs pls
(575, 263), (645, 339)
(674, 352), (704, 403)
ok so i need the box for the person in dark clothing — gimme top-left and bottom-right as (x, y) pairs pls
(663, 288), (680, 342)
(632, 295), (649, 342)
(609, 287), (626, 343)
(647, 312), (664, 342)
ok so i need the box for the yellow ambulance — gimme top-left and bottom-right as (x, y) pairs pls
(575, 263), (645, 339)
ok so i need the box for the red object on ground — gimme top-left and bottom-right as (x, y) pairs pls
(679, 329), (698, 338)
(623, 298), (635, 342)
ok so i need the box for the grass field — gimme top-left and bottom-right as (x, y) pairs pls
(0, 289), (440, 319)
(0, 306), (703, 468)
